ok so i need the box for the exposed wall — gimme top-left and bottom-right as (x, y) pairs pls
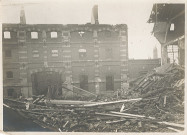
(3, 24), (128, 97)
(128, 59), (161, 79)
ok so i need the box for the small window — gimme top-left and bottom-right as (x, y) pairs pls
(170, 23), (175, 31)
(52, 50), (58, 57)
(5, 50), (12, 58)
(32, 50), (39, 58)
(7, 89), (14, 96)
(6, 71), (13, 78)
(79, 49), (86, 58)
(105, 48), (113, 59)
(4, 31), (11, 39)
(31, 32), (38, 39)
(51, 32), (58, 38)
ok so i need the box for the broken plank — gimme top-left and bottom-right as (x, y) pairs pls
(110, 111), (155, 120)
(157, 121), (184, 128)
(106, 119), (127, 124)
(84, 98), (142, 107)
(95, 112), (137, 119)
(49, 100), (97, 105)
(167, 127), (182, 132)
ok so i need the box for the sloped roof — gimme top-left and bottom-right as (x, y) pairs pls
(148, 4), (185, 23)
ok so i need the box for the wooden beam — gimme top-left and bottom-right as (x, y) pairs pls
(163, 35), (184, 47)
(158, 121), (184, 128)
(84, 98), (142, 107)
(110, 111), (155, 120)
(95, 112), (137, 119)
(170, 10), (185, 22)
(167, 127), (182, 132)
(49, 100), (97, 105)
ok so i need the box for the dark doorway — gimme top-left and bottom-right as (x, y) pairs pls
(7, 89), (14, 97)
(79, 75), (88, 90)
(106, 75), (114, 91)
(31, 71), (62, 98)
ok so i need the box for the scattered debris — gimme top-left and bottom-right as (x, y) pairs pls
(3, 64), (184, 132)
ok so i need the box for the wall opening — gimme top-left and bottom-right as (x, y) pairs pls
(167, 45), (179, 64)
(7, 89), (14, 97)
(51, 32), (58, 38)
(31, 32), (38, 39)
(106, 75), (114, 91)
(170, 23), (175, 31)
(79, 74), (88, 90)
(31, 71), (62, 99)
(4, 31), (11, 39)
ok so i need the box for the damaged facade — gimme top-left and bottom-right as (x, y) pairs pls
(3, 6), (128, 98)
(148, 4), (185, 66)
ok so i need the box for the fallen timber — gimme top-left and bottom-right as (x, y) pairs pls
(3, 64), (184, 132)
(83, 98), (142, 107)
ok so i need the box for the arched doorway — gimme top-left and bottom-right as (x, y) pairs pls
(31, 71), (64, 99)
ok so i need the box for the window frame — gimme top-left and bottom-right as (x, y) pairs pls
(4, 31), (11, 39)
(31, 32), (39, 39)
(50, 32), (58, 38)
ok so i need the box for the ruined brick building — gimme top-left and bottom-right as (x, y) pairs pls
(148, 4), (185, 66)
(3, 6), (128, 98)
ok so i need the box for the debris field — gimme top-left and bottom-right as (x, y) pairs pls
(4, 64), (184, 132)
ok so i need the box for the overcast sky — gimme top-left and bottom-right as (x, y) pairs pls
(1, 0), (163, 59)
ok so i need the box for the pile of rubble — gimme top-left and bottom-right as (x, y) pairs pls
(127, 64), (184, 125)
(3, 64), (184, 132)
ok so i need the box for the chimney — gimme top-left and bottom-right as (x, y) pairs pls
(20, 6), (26, 24)
(91, 5), (99, 24)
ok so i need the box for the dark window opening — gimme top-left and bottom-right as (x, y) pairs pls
(7, 89), (14, 96)
(106, 75), (114, 91)
(6, 71), (13, 78)
(80, 75), (88, 90)
(5, 50), (12, 58)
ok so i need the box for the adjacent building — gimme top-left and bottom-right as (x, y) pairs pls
(148, 4), (185, 66)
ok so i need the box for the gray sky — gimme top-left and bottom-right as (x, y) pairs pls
(1, 0), (162, 59)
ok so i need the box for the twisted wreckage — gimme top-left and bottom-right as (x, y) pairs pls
(4, 64), (184, 132)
